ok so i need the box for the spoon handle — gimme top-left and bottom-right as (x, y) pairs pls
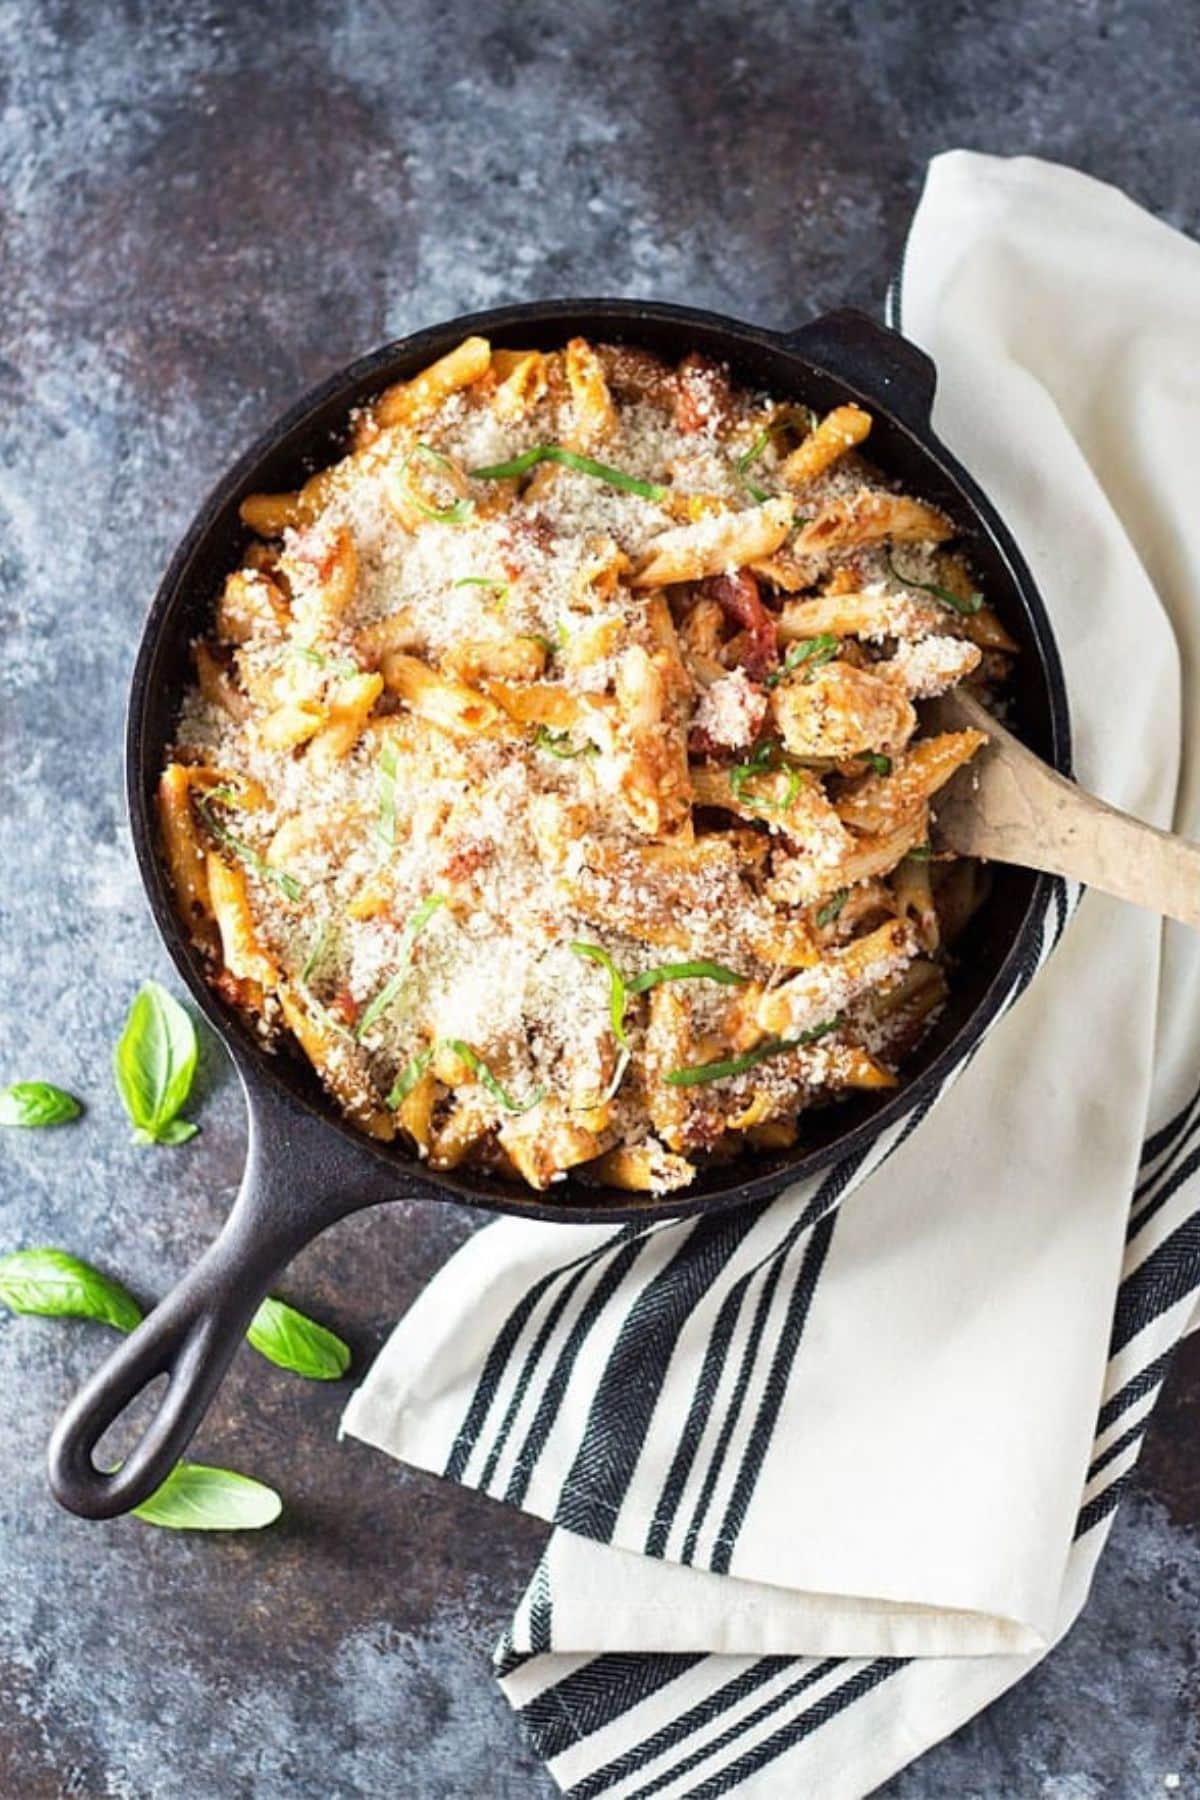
(931, 688), (1200, 929)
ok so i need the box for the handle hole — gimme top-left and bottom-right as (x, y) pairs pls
(93, 1372), (171, 1474)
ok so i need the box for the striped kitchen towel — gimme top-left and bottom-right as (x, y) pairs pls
(343, 152), (1200, 1796)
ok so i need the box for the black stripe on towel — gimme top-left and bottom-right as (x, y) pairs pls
(1109, 1212), (1200, 1356)
(1138, 1078), (1200, 1173)
(647, 1658), (906, 1800)
(1075, 1470), (1133, 1541)
(519, 1654), (706, 1764)
(555, 1202), (771, 1542)
(504, 1236), (650, 1506)
(445, 1229), (633, 1482)
(706, 1094), (939, 1570)
(1096, 1346), (1174, 1435)
(561, 1657), (803, 1800)
(479, 1234), (644, 1492)
(648, 1142), (875, 1562)
(1127, 1139), (1200, 1246)
(586, 1658), (848, 1800)
(710, 1211), (838, 1572)
(529, 1558), (554, 1656)
(1086, 1418), (1148, 1484)
(677, 1241), (800, 1565)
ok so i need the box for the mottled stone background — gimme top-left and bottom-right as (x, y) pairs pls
(1, 1), (1197, 1794)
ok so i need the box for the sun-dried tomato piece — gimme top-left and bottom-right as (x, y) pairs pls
(699, 569), (778, 680)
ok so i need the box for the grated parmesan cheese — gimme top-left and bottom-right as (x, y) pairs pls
(164, 339), (1002, 1192)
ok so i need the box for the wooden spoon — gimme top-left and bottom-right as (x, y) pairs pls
(927, 687), (1200, 929)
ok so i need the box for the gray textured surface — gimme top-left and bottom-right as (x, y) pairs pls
(1, 1), (1197, 1794)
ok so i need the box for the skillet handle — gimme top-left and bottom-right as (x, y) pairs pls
(47, 1078), (412, 1520)
(783, 308), (937, 433)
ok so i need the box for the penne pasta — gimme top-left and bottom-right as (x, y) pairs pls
(161, 335), (1012, 1195)
(779, 404), (872, 486)
(632, 497), (795, 587)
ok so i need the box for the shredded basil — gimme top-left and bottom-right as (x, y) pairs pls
(287, 645), (359, 677)
(534, 726), (596, 760)
(886, 552), (983, 616)
(522, 633), (557, 655)
(452, 575), (510, 604)
(666, 1016), (842, 1087)
(728, 740), (802, 815)
(815, 890), (849, 928)
(387, 1037), (542, 1113)
(357, 895), (446, 1040)
(300, 921), (335, 987)
(570, 943), (630, 1049)
(568, 951), (746, 1108)
(198, 791), (303, 901)
(626, 960), (746, 995)
(764, 633), (840, 689)
(387, 1046), (434, 1107)
(905, 843), (934, 863)
(734, 427), (774, 503)
(866, 752), (893, 776)
(376, 741), (399, 847)
(443, 1039), (545, 1114)
(594, 1046), (632, 1107)
(400, 443), (475, 524)
(470, 445), (666, 502)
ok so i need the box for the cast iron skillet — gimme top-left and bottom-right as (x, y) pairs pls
(47, 301), (1071, 1520)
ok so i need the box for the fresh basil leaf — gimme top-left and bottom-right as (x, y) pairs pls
(0, 1081), (83, 1128)
(865, 752), (893, 776)
(131, 1461), (282, 1531)
(113, 982), (199, 1147)
(139, 1118), (198, 1146)
(247, 1296), (351, 1381)
(0, 1248), (143, 1332)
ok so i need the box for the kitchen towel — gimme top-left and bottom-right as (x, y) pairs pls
(343, 152), (1200, 1796)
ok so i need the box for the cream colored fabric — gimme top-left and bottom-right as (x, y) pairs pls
(344, 154), (1200, 1795)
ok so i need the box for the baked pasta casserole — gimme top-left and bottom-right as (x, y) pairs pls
(159, 334), (1015, 1193)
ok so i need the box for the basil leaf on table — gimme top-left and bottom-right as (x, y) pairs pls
(0, 1248), (143, 1332)
(247, 1296), (352, 1381)
(0, 1081), (83, 1128)
(113, 981), (200, 1146)
(131, 1462), (282, 1531)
